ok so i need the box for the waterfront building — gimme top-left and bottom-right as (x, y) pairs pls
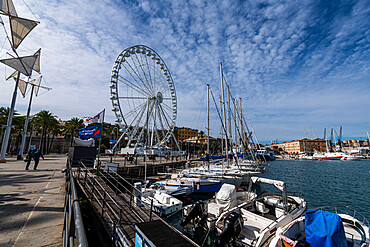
(266, 138), (326, 154)
(174, 127), (198, 141)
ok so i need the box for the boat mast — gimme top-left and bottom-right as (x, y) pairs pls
(207, 84), (210, 155)
(220, 62), (228, 165)
(219, 96), (223, 155)
(227, 84), (232, 155)
(239, 98), (244, 153)
(233, 98), (238, 149)
(324, 128), (329, 152)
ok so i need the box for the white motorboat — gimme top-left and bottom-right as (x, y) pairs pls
(140, 187), (183, 216)
(181, 183), (257, 231)
(181, 164), (259, 187)
(269, 206), (370, 247)
(156, 174), (222, 193)
(214, 177), (306, 247)
(298, 153), (317, 160)
(314, 151), (344, 160)
(341, 153), (362, 160)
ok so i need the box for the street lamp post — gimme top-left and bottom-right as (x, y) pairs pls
(111, 126), (119, 159)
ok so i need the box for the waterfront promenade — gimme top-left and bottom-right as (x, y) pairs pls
(0, 155), (67, 247)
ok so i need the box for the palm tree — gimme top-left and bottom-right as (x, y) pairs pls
(64, 117), (84, 146)
(11, 115), (25, 153)
(32, 110), (59, 154)
(46, 118), (61, 154)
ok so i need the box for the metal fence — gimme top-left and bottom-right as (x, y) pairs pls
(75, 161), (156, 247)
(63, 161), (88, 247)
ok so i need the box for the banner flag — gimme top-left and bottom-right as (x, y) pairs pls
(78, 124), (102, 139)
(83, 109), (105, 125)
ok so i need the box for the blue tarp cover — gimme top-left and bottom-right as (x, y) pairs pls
(305, 209), (348, 247)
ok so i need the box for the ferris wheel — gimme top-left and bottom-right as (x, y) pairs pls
(110, 45), (177, 149)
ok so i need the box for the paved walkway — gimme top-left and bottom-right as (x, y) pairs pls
(0, 154), (67, 247)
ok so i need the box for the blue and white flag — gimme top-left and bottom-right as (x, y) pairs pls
(78, 124), (102, 139)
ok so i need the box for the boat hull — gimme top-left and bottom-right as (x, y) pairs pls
(158, 182), (222, 193)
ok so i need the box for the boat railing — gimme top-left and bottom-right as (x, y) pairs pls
(288, 192), (304, 198)
(314, 205), (369, 227)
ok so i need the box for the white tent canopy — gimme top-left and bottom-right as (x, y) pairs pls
(10, 16), (38, 49)
(32, 76), (42, 96)
(16, 78), (27, 97)
(0, 49), (41, 76)
(6, 69), (18, 80)
(0, 0), (17, 16)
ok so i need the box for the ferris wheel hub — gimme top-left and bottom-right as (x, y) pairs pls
(156, 92), (163, 103)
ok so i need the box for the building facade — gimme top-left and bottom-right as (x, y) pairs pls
(266, 138), (326, 154)
(174, 127), (198, 141)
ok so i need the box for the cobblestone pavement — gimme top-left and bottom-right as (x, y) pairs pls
(0, 155), (67, 247)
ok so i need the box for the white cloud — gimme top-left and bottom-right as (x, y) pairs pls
(0, 0), (368, 142)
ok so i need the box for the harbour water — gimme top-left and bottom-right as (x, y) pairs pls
(262, 159), (370, 220)
(167, 159), (370, 246)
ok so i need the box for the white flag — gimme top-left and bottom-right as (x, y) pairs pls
(83, 110), (105, 125)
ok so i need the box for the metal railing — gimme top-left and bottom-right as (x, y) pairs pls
(63, 161), (88, 247)
(314, 205), (370, 227)
(75, 161), (157, 247)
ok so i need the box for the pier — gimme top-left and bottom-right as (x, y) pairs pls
(0, 155), (65, 247)
(0, 154), (200, 247)
(74, 159), (199, 246)
(101, 155), (200, 179)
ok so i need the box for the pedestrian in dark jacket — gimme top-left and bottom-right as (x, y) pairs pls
(33, 149), (44, 170)
(25, 149), (34, 170)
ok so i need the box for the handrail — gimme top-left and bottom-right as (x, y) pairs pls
(76, 161), (136, 246)
(78, 161), (152, 222)
(314, 205), (370, 227)
(97, 167), (152, 220)
(75, 160), (158, 247)
(63, 160), (88, 247)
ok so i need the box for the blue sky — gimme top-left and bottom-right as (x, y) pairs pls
(0, 0), (369, 141)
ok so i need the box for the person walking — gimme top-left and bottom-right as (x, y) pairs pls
(25, 149), (34, 170)
(33, 149), (44, 170)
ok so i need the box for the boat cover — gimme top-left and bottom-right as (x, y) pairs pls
(305, 209), (348, 247)
(251, 177), (285, 191)
(215, 184), (236, 205)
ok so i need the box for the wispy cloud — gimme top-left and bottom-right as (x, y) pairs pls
(0, 0), (368, 141)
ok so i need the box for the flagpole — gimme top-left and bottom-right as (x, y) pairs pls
(0, 72), (21, 162)
(19, 84), (34, 159)
(96, 109), (105, 173)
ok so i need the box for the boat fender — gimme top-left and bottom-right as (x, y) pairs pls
(215, 212), (242, 247)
